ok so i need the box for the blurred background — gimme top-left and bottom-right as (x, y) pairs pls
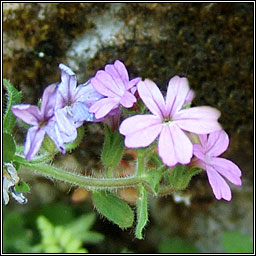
(3, 3), (253, 253)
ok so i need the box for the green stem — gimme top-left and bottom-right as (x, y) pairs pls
(16, 155), (175, 195)
(136, 149), (145, 176)
(14, 152), (54, 164)
(18, 160), (144, 190)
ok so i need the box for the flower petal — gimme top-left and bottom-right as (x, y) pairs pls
(40, 83), (58, 118)
(24, 126), (45, 160)
(127, 77), (141, 90)
(184, 88), (195, 105)
(158, 124), (193, 167)
(91, 70), (123, 97)
(55, 108), (77, 136)
(206, 130), (229, 156)
(206, 165), (232, 201)
(89, 97), (120, 119)
(166, 76), (190, 116)
(44, 119), (70, 154)
(113, 60), (129, 84)
(210, 157), (242, 186)
(58, 63), (77, 102)
(73, 80), (103, 105)
(193, 144), (206, 161)
(119, 114), (162, 136)
(105, 63), (126, 92)
(198, 134), (208, 148)
(120, 91), (137, 108)
(124, 123), (162, 148)
(12, 104), (41, 125)
(174, 106), (222, 134)
(72, 102), (94, 123)
(137, 79), (166, 117)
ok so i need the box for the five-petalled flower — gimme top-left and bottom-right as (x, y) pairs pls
(11, 83), (65, 160)
(193, 130), (242, 201)
(119, 76), (222, 167)
(55, 63), (103, 142)
(89, 60), (141, 119)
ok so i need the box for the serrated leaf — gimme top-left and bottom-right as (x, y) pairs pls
(77, 231), (104, 244)
(3, 79), (22, 133)
(3, 132), (16, 162)
(92, 191), (134, 229)
(222, 231), (253, 253)
(101, 124), (125, 168)
(67, 213), (96, 233)
(66, 213), (104, 243)
(135, 185), (148, 239)
(168, 165), (202, 190)
(15, 181), (30, 193)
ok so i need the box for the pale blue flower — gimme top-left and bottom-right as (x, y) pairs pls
(55, 63), (103, 140)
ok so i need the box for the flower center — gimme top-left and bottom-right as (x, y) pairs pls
(39, 120), (47, 127)
(162, 117), (172, 125)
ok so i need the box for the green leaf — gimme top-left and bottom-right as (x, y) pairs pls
(135, 185), (148, 239)
(15, 181), (31, 193)
(149, 153), (164, 168)
(3, 79), (22, 133)
(3, 132), (16, 162)
(222, 231), (253, 253)
(66, 213), (104, 244)
(42, 135), (58, 154)
(67, 213), (96, 232)
(168, 165), (202, 190)
(101, 124), (125, 168)
(36, 216), (88, 253)
(77, 231), (104, 244)
(92, 191), (134, 229)
(158, 237), (199, 253)
(145, 169), (163, 193)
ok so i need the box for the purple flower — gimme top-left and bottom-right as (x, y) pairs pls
(12, 83), (66, 160)
(89, 60), (141, 119)
(55, 63), (103, 140)
(119, 76), (222, 166)
(193, 130), (242, 201)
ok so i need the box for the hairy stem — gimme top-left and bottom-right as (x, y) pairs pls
(16, 154), (175, 195)
(19, 160), (144, 190)
(136, 149), (145, 176)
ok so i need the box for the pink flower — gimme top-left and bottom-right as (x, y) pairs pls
(89, 60), (141, 119)
(119, 76), (222, 166)
(193, 130), (242, 201)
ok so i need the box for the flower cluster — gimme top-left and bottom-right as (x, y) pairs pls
(12, 64), (104, 160)
(12, 60), (242, 201)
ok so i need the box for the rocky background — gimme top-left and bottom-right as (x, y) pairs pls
(3, 3), (253, 253)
